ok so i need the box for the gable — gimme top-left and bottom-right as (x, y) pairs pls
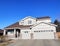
(32, 22), (56, 31)
(20, 16), (36, 21)
(19, 16), (36, 25)
(32, 22), (57, 27)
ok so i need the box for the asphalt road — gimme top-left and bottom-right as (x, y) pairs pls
(7, 39), (60, 46)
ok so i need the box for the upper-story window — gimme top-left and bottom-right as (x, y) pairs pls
(21, 21), (24, 24)
(28, 20), (32, 24)
(24, 31), (28, 33)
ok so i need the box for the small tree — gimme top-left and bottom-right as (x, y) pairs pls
(54, 19), (60, 32)
(54, 19), (59, 25)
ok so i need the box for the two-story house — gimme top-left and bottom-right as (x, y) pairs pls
(3, 16), (57, 39)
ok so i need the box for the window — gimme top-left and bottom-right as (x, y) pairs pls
(28, 20), (32, 24)
(7, 30), (14, 33)
(34, 30), (53, 32)
(51, 30), (53, 32)
(34, 31), (40, 32)
(21, 21), (24, 24)
(24, 31), (28, 33)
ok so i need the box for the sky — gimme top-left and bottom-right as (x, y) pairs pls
(0, 0), (60, 29)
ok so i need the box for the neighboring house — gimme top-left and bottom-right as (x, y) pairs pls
(3, 16), (57, 39)
(0, 29), (4, 36)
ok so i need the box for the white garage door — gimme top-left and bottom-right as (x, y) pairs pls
(22, 31), (30, 39)
(33, 31), (54, 39)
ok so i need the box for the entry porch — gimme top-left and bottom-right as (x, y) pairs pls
(4, 28), (22, 39)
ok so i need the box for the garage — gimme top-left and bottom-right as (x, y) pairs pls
(32, 22), (56, 39)
(33, 30), (54, 39)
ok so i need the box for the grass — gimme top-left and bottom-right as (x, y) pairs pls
(0, 42), (8, 46)
(0, 39), (14, 46)
(0, 36), (13, 46)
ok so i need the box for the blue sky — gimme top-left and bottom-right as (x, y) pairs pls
(0, 0), (60, 29)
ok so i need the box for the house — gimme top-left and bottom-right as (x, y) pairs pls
(0, 29), (4, 36)
(3, 16), (57, 39)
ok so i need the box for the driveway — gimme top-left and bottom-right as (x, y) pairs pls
(7, 39), (60, 46)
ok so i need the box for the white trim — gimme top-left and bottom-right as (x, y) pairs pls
(4, 29), (6, 35)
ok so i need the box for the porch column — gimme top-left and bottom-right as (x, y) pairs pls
(3, 29), (6, 36)
(20, 29), (22, 39)
(14, 29), (16, 37)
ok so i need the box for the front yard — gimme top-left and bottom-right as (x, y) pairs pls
(0, 36), (14, 46)
(0, 35), (60, 46)
(0, 39), (14, 46)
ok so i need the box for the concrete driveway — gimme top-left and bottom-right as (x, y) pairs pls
(7, 39), (60, 46)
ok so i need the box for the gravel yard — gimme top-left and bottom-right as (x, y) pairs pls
(7, 39), (60, 46)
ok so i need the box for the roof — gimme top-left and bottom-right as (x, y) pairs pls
(5, 22), (32, 29)
(4, 16), (52, 29)
(36, 16), (50, 19)
(20, 16), (36, 22)
(0, 29), (4, 33)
